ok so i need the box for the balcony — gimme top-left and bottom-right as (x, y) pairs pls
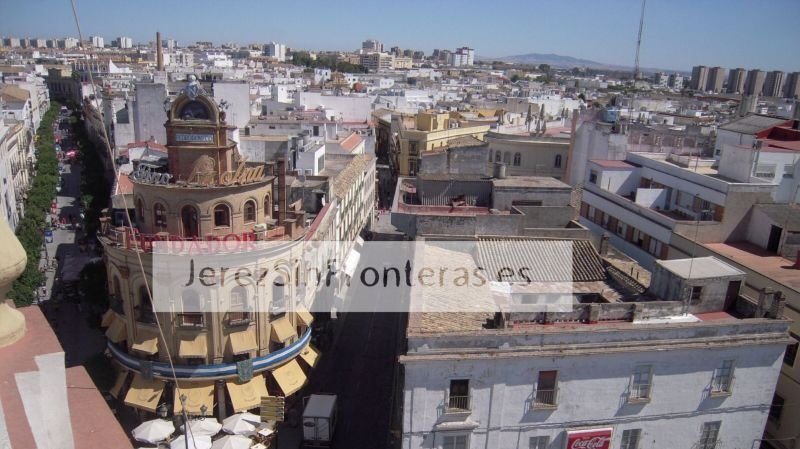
(532, 388), (558, 409)
(446, 395), (471, 412)
(627, 384), (652, 403)
(134, 306), (156, 325)
(177, 313), (204, 329)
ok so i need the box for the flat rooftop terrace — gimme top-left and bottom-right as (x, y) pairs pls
(704, 242), (800, 293)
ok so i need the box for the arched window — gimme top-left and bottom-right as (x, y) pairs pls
(264, 194), (272, 220)
(243, 200), (256, 223)
(181, 205), (199, 238)
(179, 289), (204, 327)
(271, 274), (287, 317)
(513, 152), (521, 166)
(154, 203), (167, 228)
(214, 204), (230, 227)
(555, 155), (563, 168)
(495, 152), (501, 163)
(136, 198), (145, 225)
(503, 152), (511, 163)
(136, 286), (154, 323)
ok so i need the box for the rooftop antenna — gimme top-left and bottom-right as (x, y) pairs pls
(633, 0), (647, 80)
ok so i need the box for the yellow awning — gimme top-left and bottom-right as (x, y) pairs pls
(174, 381), (215, 415)
(109, 370), (128, 399)
(295, 307), (314, 328)
(226, 374), (269, 412)
(299, 345), (320, 369)
(228, 328), (258, 355)
(271, 360), (307, 397)
(101, 309), (116, 327)
(179, 334), (208, 358)
(131, 330), (159, 355)
(270, 317), (294, 343)
(124, 374), (165, 413)
(105, 317), (127, 343)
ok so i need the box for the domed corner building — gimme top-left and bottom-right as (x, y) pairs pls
(97, 78), (319, 421)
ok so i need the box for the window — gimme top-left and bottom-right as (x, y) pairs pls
(534, 370), (558, 407)
(769, 394), (785, 422)
(271, 274), (287, 317)
(620, 429), (641, 449)
(243, 200), (256, 223)
(691, 286), (703, 302)
(179, 289), (204, 328)
(554, 154), (562, 168)
(513, 152), (521, 166)
(783, 164), (795, 178)
(698, 422), (720, 449)
(442, 435), (468, 449)
(529, 436), (549, 449)
(495, 152), (501, 162)
(589, 170), (598, 184)
(214, 204), (230, 227)
(630, 365), (653, 401)
(448, 379), (470, 411)
(136, 198), (145, 225)
(136, 286), (155, 323)
(711, 360), (734, 394)
(154, 203), (166, 228)
(503, 152), (511, 163)
(264, 194), (271, 219)
(785, 333), (799, 366)
(228, 286), (251, 325)
(181, 205), (199, 238)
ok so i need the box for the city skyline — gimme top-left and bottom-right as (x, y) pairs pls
(2, 0), (800, 72)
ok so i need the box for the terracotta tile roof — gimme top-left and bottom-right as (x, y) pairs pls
(331, 154), (374, 200)
(590, 159), (636, 169)
(477, 237), (606, 282)
(339, 132), (363, 152)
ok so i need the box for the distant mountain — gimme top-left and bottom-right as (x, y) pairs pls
(477, 52), (686, 75)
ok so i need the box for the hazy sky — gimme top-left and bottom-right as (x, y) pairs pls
(2, 0), (799, 72)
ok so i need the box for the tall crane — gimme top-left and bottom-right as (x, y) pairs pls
(633, 0), (647, 80)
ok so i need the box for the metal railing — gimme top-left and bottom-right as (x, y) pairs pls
(629, 383), (651, 400)
(446, 395), (471, 411)
(177, 313), (204, 328)
(533, 388), (558, 407)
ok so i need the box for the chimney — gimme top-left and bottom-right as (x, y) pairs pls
(156, 31), (163, 71)
(599, 233), (610, 255)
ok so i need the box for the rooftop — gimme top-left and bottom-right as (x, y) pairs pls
(704, 242), (800, 294)
(491, 176), (571, 189)
(0, 306), (132, 449)
(589, 159), (636, 169)
(754, 203), (800, 231)
(719, 114), (791, 135)
(656, 256), (745, 279)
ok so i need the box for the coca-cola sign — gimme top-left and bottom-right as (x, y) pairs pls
(566, 428), (613, 449)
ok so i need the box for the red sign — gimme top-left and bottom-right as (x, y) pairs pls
(566, 428), (612, 449)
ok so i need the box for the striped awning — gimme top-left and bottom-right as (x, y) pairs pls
(270, 317), (294, 343)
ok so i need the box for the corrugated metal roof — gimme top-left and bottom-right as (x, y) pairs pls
(477, 238), (606, 282)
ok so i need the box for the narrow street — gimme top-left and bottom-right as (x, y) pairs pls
(277, 229), (406, 449)
(37, 112), (106, 369)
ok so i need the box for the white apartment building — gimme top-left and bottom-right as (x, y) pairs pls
(265, 42), (287, 62)
(115, 36), (133, 49)
(400, 240), (790, 449)
(449, 47), (475, 67)
(90, 35), (104, 48)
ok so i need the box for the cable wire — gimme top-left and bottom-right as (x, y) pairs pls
(67, 1), (198, 446)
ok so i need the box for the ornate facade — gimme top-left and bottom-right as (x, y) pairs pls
(99, 80), (316, 419)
